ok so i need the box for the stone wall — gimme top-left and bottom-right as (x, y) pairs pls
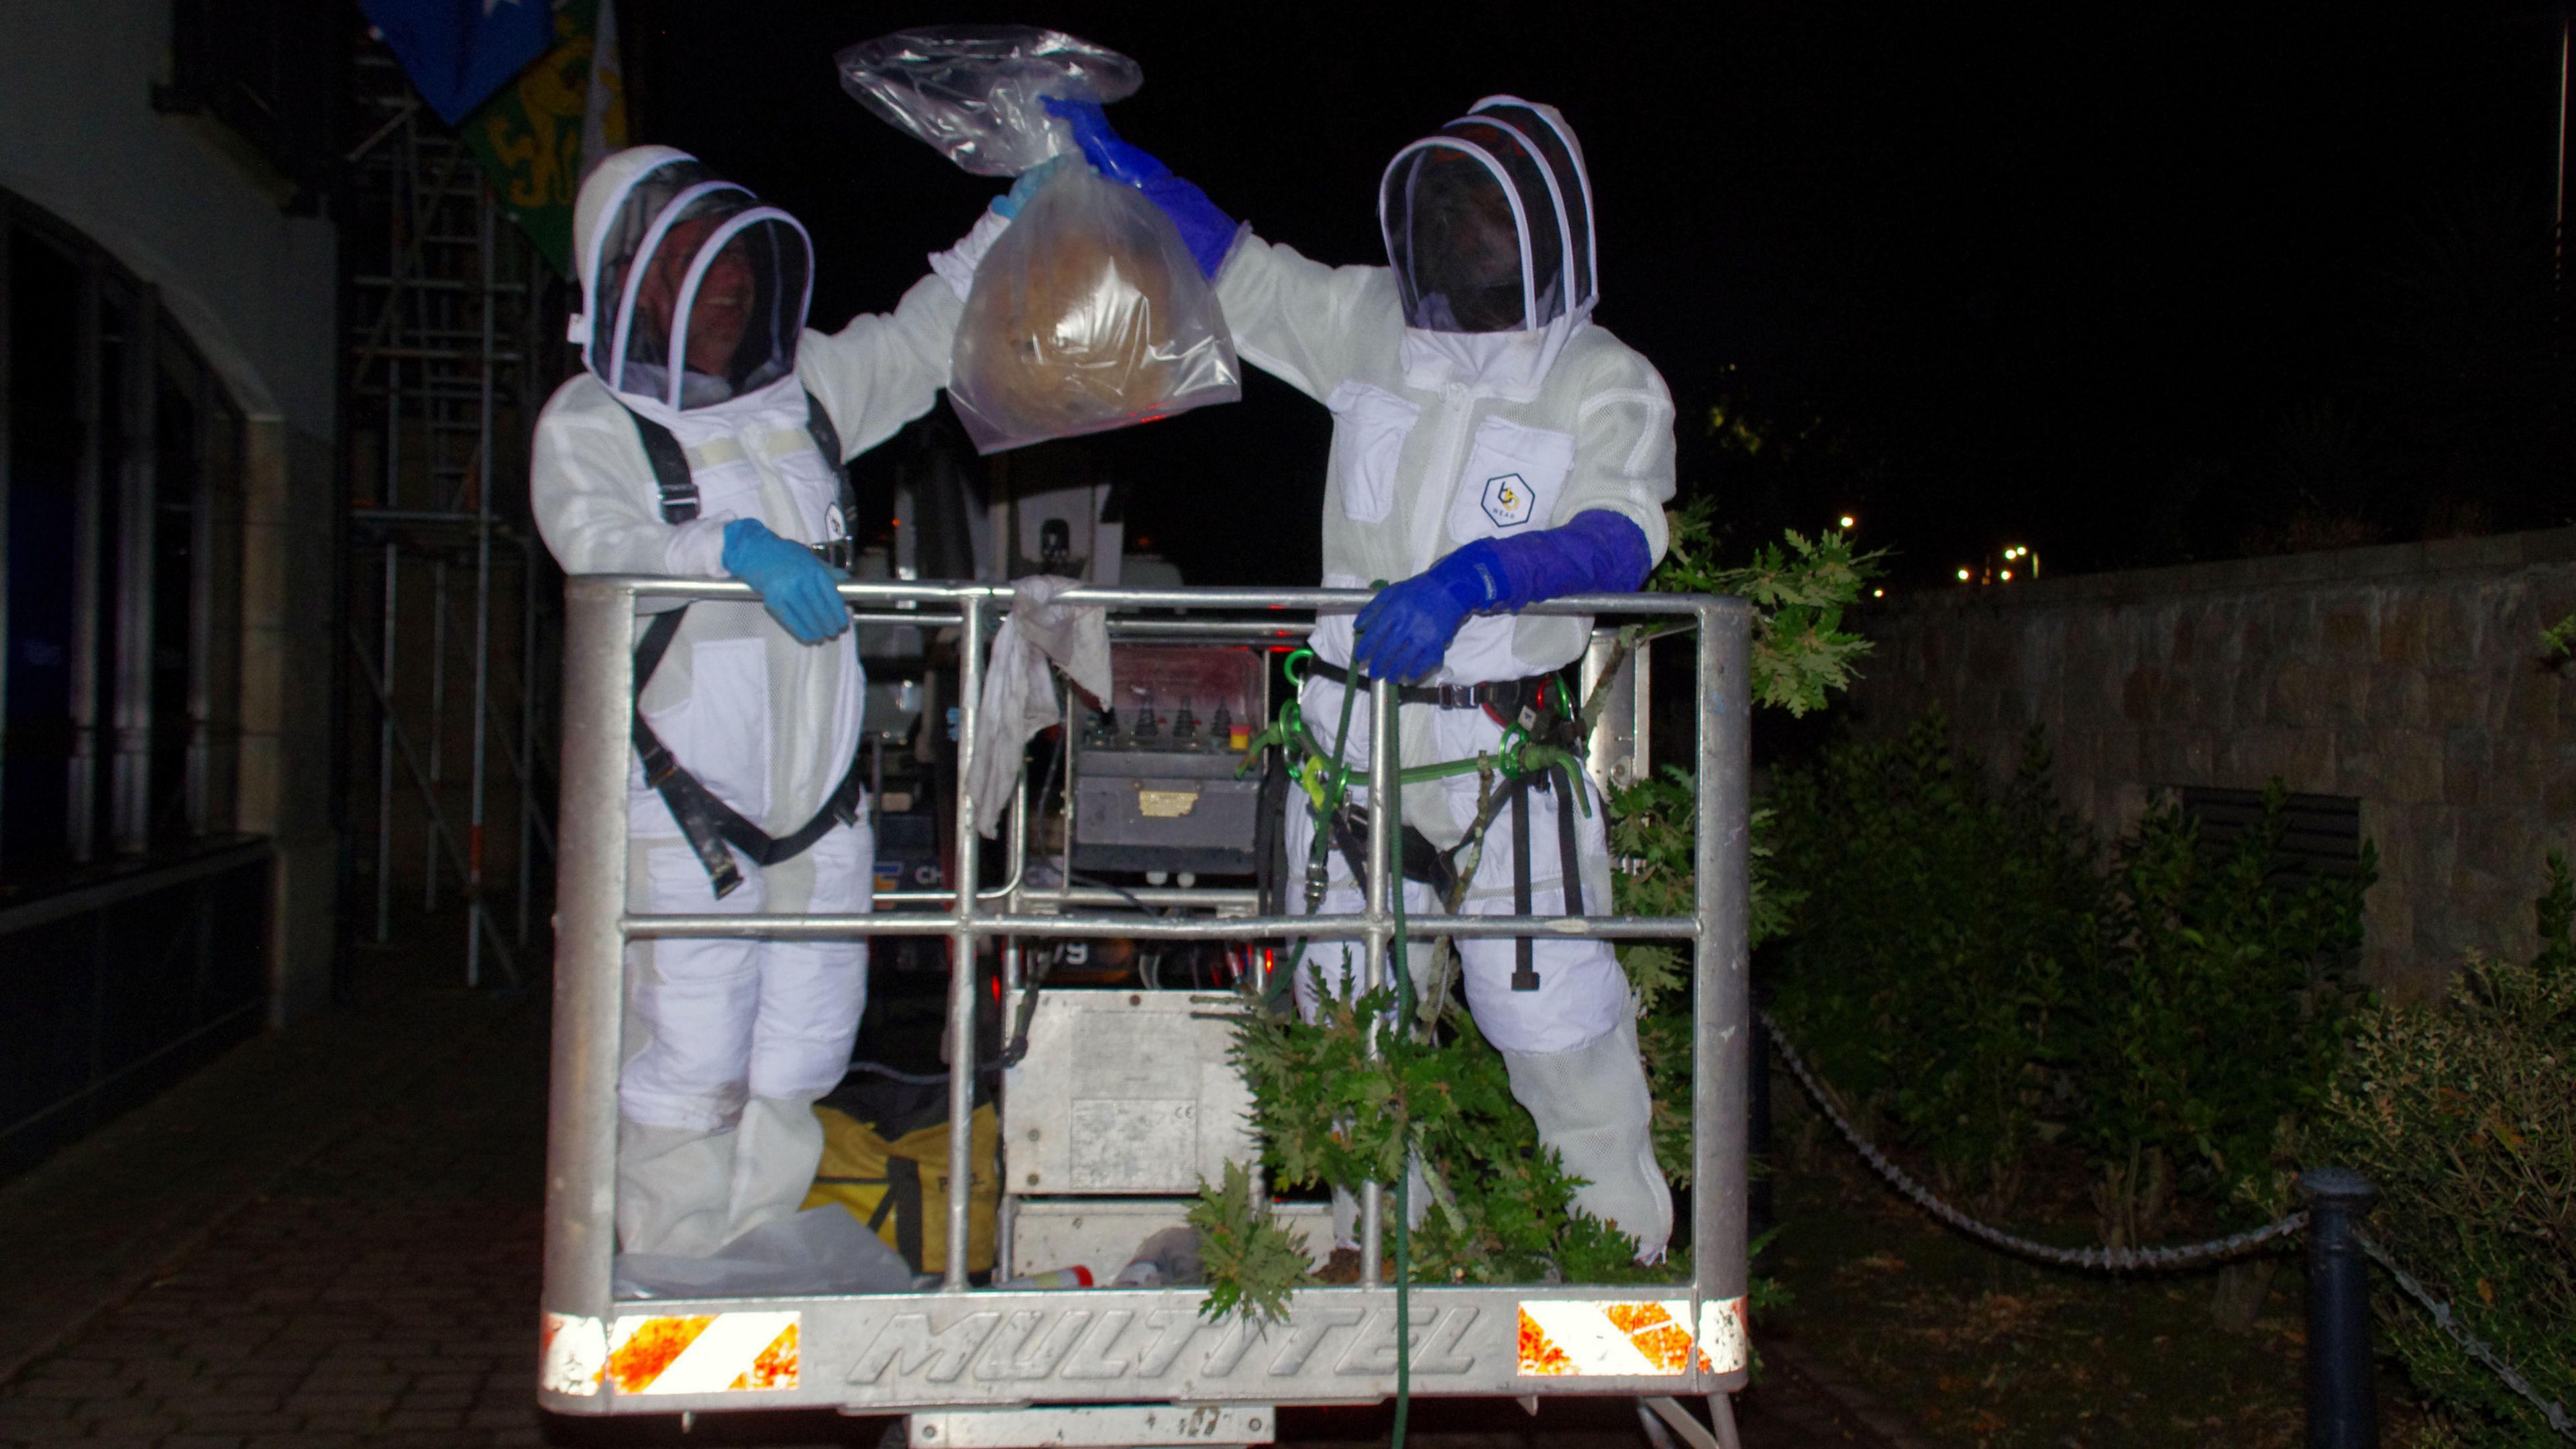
(1847, 529), (2576, 1000)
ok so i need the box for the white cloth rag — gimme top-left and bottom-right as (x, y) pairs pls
(967, 575), (1111, 839)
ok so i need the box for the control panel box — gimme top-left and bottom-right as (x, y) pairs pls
(1071, 645), (1267, 875)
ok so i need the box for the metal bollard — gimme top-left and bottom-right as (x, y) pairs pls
(1748, 986), (1774, 1240)
(2300, 1167), (2378, 1449)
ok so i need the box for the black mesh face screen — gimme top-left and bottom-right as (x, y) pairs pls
(1380, 110), (1580, 333)
(671, 216), (810, 405)
(594, 170), (812, 409)
(588, 158), (727, 379)
(1385, 147), (1531, 332)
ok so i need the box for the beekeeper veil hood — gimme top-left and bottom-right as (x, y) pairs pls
(1379, 96), (1597, 335)
(570, 145), (814, 411)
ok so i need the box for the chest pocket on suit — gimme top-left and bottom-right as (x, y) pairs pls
(684, 429), (841, 544)
(759, 429), (847, 543)
(1325, 381), (1421, 523)
(680, 435), (767, 521)
(1446, 414), (1574, 543)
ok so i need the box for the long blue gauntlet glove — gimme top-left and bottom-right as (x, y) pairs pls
(720, 518), (849, 645)
(1350, 511), (1652, 684)
(1481, 509), (1654, 608)
(1352, 556), (1489, 684)
(1041, 97), (1239, 279)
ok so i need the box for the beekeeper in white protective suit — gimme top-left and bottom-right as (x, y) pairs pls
(534, 145), (1029, 1267)
(1055, 99), (1678, 1259)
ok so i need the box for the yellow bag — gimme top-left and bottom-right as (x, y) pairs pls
(804, 1102), (997, 1275)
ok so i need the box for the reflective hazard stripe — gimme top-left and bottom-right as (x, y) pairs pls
(539, 1312), (606, 1397)
(604, 1311), (800, 1395)
(1515, 1297), (1749, 1377)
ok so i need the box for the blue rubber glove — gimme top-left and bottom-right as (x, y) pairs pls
(1350, 512), (1654, 683)
(720, 518), (849, 645)
(993, 154), (1071, 219)
(1353, 549), (1493, 684)
(1040, 97), (1240, 279)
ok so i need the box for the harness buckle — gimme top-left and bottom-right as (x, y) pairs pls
(639, 743), (682, 788)
(1437, 682), (1480, 710)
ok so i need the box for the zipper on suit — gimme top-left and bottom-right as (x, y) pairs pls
(1408, 383), (1478, 573)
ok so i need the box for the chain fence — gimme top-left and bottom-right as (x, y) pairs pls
(1762, 1008), (2575, 1439)
(1760, 1009), (2306, 1271)
(2354, 1232), (2576, 1442)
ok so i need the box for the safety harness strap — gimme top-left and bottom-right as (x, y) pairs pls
(1326, 802), (1458, 900)
(1303, 657), (1553, 720)
(1552, 763), (1587, 918)
(631, 609), (869, 897)
(621, 388), (853, 537)
(1510, 782), (1538, 990)
(623, 390), (867, 898)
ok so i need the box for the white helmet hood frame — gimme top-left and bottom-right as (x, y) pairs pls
(659, 204), (814, 413)
(1468, 95), (1598, 315)
(567, 145), (815, 411)
(1377, 136), (1542, 331)
(1377, 96), (1599, 335)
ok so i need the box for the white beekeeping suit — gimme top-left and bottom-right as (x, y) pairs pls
(1208, 99), (1680, 1256)
(533, 145), (1008, 1262)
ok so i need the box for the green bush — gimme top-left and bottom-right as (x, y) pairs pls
(2310, 857), (2576, 1447)
(1766, 712), (2102, 1209)
(2076, 788), (2374, 1243)
(1766, 719), (2374, 1234)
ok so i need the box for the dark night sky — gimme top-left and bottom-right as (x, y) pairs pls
(620, 3), (2571, 589)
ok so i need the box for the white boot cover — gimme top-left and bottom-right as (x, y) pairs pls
(724, 1094), (830, 1244)
(616, 1120), (740, 1258)
(1501, 1014), (1672, 1260)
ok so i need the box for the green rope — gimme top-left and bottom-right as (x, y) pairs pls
(1263, 663), (1366, 1009)
(1383, 714), (1415, 1449)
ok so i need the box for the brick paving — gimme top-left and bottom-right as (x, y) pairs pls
(0, 924), (1900, 1448)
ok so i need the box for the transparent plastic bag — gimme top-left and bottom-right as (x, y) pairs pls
(835, 25), (1140, 178)
(839, 25), (1240, 453)
(946, 164), (1242, 453)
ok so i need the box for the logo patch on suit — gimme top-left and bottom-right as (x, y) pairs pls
(1481, 474), (1535, 528)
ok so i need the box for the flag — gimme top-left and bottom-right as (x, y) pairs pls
(459, 0), (629, 277)
(361, 0), (555, 126)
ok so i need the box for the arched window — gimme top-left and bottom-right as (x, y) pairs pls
(3, 189), (246, 876)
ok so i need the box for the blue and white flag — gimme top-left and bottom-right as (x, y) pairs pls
(361, 0), (556, 125)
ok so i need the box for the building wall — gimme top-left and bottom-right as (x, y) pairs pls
(0, 3), (341, 1019)
(1848, 529), (2576, 1002)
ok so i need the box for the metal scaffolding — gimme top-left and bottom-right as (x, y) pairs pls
(341, 46), (560, 986)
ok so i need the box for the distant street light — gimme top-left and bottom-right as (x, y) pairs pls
(1837, 514), (1856, 529)
(1956, 568), (1972, 582)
